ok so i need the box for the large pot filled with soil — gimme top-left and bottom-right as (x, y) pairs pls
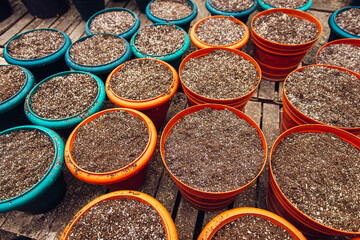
(64, 108), (157, 191)
(179, 48), (261, 111)
(281, 64), (360, 135)
(4, 28), (71, 82)
(60, 191), (177, 239)
(251, 8), (322, 81)
(106, 58), (178, 130)
(0, 125), (65, 214)
(160, 104), (267, 211)
(328, 6), (360, 41)
(258, 0), (312, 11)
(198, 207), (306, 239)
(267, 124), (360, 238)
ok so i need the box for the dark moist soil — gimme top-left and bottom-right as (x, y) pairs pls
(181, 49), (258, 99)
(0, 65), (26, 103)
(213, 214), (293, 239)
(29, 73), (98, 119)
(317, 43), (360, 74)
(261, 0), (308, 8)
(149, 0), (192, 20)
(165, 108), (264, 193)
(335, 8), (360, 36)
(134, 24), (185, 56)
(69, 34), (126, 66)
(271, 132), (360, 232)
(209, 0), (254, 12)
(0, 130), (55, 201)
(195, 17), (245, 46)
(7, 30), (64, 59)
(71, 110), (149, 173)
(89, 10), (135, 35)
(109, 59), (173, 101)
(285, 66), (360, 128)
(68, 198), (166, 240)
(253, 12), (318, 44)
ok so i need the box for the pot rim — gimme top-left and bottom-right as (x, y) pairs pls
(257, 0), (312, 11)
(328, 6), (360, 39)
(205, 0), (257, 17)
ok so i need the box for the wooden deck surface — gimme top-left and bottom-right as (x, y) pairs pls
(0, 0), (355, 239)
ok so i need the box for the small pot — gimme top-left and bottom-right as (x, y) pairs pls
(257, 0), (312, 11)
(328, 6), (360, 41)
(72, 0), (105, 21)
(21, 0), (70, 19)
(0, 0), (12, 22)
(60, 190), (178, 239)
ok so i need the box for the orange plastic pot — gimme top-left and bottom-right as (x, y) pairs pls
(189, 15), (249, 49)
(106, 58), (178, 130)
(198, 207), (306, 239)
(179, 48), (261, 111)
(267, 124), (360, 239)
(160, 104), (267, 211)
(281, 64), (360, 135)
(65, 108), (157, 191)
(60, 190), (178, 240)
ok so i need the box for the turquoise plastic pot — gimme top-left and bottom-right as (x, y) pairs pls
(25, 71), (106, 130)
(0, 125), (65, 214)
(205, 0), (257, 22)
(328, 6), (360, 41)
(257, 0), (312, 11)
(85, 8), (140, 40)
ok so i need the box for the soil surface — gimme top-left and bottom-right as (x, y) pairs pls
(209, 0), (254, 12)
(134, 24), (185, 56)
(0, 65), (26, 103)
(213, 214), (293, 239)
(69, 34), (126, 66)
(317, 43), (360, 74)
(335, 8), (360, 36)
(285, 66), (360, 128)
(89, 10), (135, 35)
(260, 0), (308, 8)
(253, 12), (318, 44)
(165, 108), (265, 193)
(29, 73), (98, 119)
(149, 0), (192, 20)
(181, 49), (258, 99)
(0, 130), (54, 201)
(68, 198), (166, 240)
(109, 59), (173, 100)
(7, 30), (64, 59)
(71, 110), (148, 173)
(195, 17), (245, 46)
(271, 132), (360, 232)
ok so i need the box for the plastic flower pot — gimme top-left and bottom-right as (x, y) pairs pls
(267, 124), (360, 239)
(251, 8), (322, 81)
(179, 48), (261, 111)
(281, 64), (360, 135)
(257, 0), (312, 11)
(72, 0), (105, 21)
(0, 0), (12, 22)
(198, 207), (306, 239)
(145, 0), (198, 33)
(65, 33), (132, 81)
(21, 0), (70, 18)
(189, 15), (249, 49)
(0, 125), (65, 214)
(60, 190), (177, 239)
(4, 28), (71, 83)
(160, 104), (267, 211)
(0, 65), (34, 132)
(24, 71), (106, 131)
(105, 59), (179, 130)
(136, 0), (151, 13)
(64, 108), (157, 191)
(328, 6), (360, 41)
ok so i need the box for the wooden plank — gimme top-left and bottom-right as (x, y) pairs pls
(233, 181), (257, 208)
(20, 17), (44, 33)
(155, 171), (179, 215)
(0, 3), (28, 35)
(202, 209), (226, 231)
(189, 0), (211, 29)
(0, 13), (34, 46)
(258, 80), (275, 101)
(1, 211), (38, 239)
(244, 100), (262, 125)
(310, 0), (351, 12)
(68, 21), (86, 42)
(53, 6), (81, 33)
(0, 212), (9, 227)
(276, 82), (283, 103)
(35, 18), (59, 29)
(175, 197), (199, 240)
(0, 229), (35, 240)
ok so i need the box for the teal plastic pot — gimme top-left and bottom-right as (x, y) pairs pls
(257, 0), (312, 11)
(328, 6), (360, 41)
(85, 8), (140, 40)
(72, 0), (105, 21)
(0, 125), (65, 214)
(25, 71), (106, 130)
(4, 28), (71, 83)
(205, 0), (257, 22)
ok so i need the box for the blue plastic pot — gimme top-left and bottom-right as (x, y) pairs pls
(0, 125), (65, 214)
(205, 0), (257, 22)
(85, 8), (140, 40)
(4, 28), (71, 83)
(257, 0), (312, 11)
(25, 71), (106, 130)
(328, 6), (360, 41)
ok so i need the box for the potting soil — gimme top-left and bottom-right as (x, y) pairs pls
(7, 30), (65, 59)
(89, 10), (135, 35)
(0, 65), (26, 103)
(335, 8), (360, 36)
(149, 0), (192, 20)
(285, 66), (360, 128)
(261, 0), (308, 8)
(165, 108), (264, 193)
(109, 59), (173, 100)
(271, 132), (360, 232)
(67, 198), (166, 240)
(195, 17), (245, 46)
(208, 0), (254, 12)
(0, 130), (54, 201)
